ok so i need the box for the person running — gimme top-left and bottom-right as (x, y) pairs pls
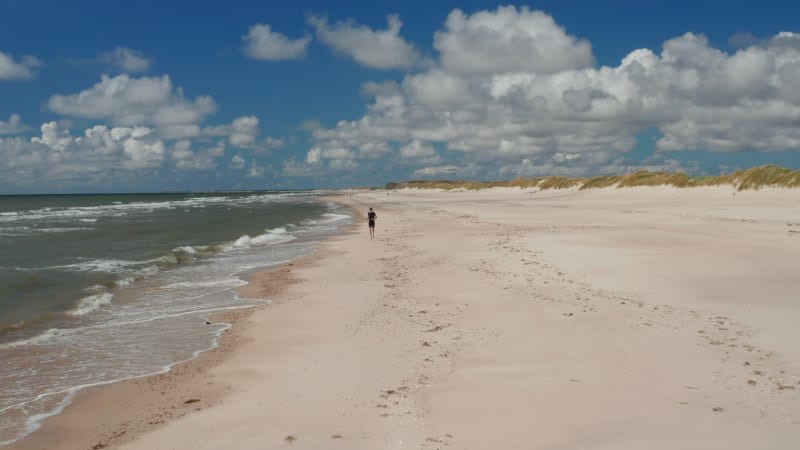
(367, 207), (377, 240)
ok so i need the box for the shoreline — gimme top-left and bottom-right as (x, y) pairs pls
(7, 187), (800, 449)
(4, 260), (303, 450)
(5, 200), (360, 450)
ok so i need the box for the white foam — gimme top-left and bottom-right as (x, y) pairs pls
(227, 229), (296, 250)
(135, 265), (160, 278)
(67, 292), (114, 316)
(35, 227), (93, 233)
(316, 213), (351, 223)
(253, 233), (294, 246)
(47, 259), (147, 273)
(162, 278), (246, 290)
(175, 245), (197, 255)
(114, 276), (135, 288)
(0, 328), (70, 349)
(232, 234), (253, 248)
(0, 316), (239, 446)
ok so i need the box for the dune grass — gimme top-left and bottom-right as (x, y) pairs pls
(385, 165), (800, 191)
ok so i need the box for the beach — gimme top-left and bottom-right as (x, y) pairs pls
(9, 186), (800, 449)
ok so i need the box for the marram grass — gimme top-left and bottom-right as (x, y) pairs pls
(386, 165), (800, 192)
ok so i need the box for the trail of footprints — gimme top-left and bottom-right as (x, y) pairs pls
(788, 221), (800, 235)
(353, 207), (797, 446)
(461, 211), (799, 417)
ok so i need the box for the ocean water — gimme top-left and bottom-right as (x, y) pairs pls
(0, 191), (351, 445)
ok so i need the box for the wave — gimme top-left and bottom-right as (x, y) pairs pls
(226, 227), (297, 250)
(161, 278), (246, 290)
(0, 304), (257, 350)
(313, 212), (351, 224)
(45, 258), (153, 274)
(0, 318), (236, 446)
(43, 244), (217, 275)
(0, 192), (300, 225)
(67, 292), (114, 316)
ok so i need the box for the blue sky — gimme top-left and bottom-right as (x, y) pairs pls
(1, 0), (799, 193)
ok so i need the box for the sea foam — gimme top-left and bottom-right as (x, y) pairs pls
(67, 292), (114, 316)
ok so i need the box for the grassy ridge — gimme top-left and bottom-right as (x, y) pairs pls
(385, 165), (800, 192)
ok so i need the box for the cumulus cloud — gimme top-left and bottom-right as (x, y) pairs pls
(306, 147), (322, 164)
(243, 24), (311, 60)
(1, 71), (281, 190)
(0, 121), (166, 187)
(231, 154), (246, 169)
(282, 156), (321, 177)
(172, 140), (225, 171)
(309, 14), (421, 69)
(304, 7), (800, 181)
(47, 74), (216, 128)
(434, 6), (594, 75)
(0, 51), (41, 80)
(204, 115), (285, 152)
(264, 136), (286, 150)
(411, 164), (478, 178)
(100, 47), (153, 73)
(400, 140), (436, 158)
(0, 114), (28, 135)
(246, 160), (266, 178)
(0, 118), (241, 188)
(229, 115), (260, 147)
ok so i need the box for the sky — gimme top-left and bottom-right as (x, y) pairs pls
(1, 0), (800, 194)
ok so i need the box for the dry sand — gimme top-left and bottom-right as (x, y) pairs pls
(9, 186), (800, 449)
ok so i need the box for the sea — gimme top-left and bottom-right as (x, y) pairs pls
(0, 191), (351, 446)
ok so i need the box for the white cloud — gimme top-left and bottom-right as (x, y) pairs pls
(0, 122), (167, 186)
(243, 24), (311, 60)
(329, 158), (358, 171)
(306, 147), (322, 164)
(281, 144), (359, 177)
(100, 47), (153, 73)
(434, 6), (594, 74)
(158, 124), (202, 140)
(246, 160), (265, 178)
(0, 51), (41, 80)
(358, 141), (391, 158)
(411, 164), (478, 178)
(361, 80), (400, 97)
(400, 140), (435, 158)
(282, 157), (321, 177)
(203, 116), (285, 153)
(0, 119), (241, 189)
(229, 115), (260, 147)
(47, 74), (217, 128)
(305, 9), (800, 181)
(320, 147), (354, 160)
(31, 121), (74, 151)
(264, 136), (286, 150)
(172, 140), (224, 171)
(0, 114), (28, 135)
(231, 154), (246, 169)
(403, 70), (479, 109)
(309, 14), (420, 69)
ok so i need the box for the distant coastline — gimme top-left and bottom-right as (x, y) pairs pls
(385, 164), (800, 191)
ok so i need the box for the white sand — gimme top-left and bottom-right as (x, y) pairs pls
(13, 186), (800, 449)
